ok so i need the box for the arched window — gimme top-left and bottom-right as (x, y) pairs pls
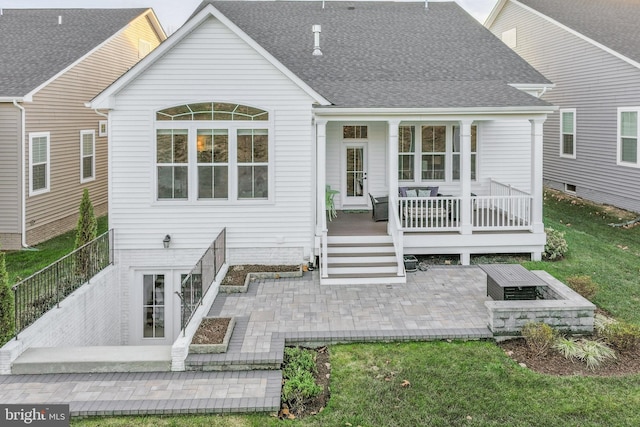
(156, 103), (268, 121)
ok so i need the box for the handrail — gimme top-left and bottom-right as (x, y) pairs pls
(490, 178), (530, 198)
(388, 194), (405, 277)
(12, 229), (114, 337)
(399, 196), (461, 231)
(178, 228), (226, 335)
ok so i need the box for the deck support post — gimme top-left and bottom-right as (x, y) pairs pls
(316, 119), (328, 235)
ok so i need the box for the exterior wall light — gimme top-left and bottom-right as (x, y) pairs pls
(163, 234), (171, 249)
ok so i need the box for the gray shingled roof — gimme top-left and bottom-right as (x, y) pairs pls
(518, 0), (640, 65)
(0, 8), (148, 97)
(198, 1), (551, 109)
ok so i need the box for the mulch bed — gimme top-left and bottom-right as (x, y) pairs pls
(222, 264), (300, 286)
(191, 317), (230, 345)
(499, 338), (640, 377)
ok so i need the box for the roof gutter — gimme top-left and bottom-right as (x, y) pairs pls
(12, 99), (29, 248)
(313, 104), (557, 116)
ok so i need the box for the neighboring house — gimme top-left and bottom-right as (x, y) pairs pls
(0, 9), (166, 250)
(90, 1), (555, 345)
(487, 0), (640, 213)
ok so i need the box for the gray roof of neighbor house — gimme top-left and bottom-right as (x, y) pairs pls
(516, 0), (640, 65)
(0, 8), (150, 97)
(196, 1), (552, 109)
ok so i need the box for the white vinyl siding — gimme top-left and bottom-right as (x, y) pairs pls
(29, 132), (50, 196)
(560, 109), (576, 158)
(80, 130), (96, 183)
(618, 108), (639, 167)
(108, 16), (315, 256)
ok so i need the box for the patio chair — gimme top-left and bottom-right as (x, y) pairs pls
(369, 194), (389, 221)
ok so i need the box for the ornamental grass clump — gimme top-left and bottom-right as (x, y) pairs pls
(566, 275), (598, 301)
(553, 337), (616, 371)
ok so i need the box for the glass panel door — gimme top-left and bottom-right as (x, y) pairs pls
(343, 143), (367, 205)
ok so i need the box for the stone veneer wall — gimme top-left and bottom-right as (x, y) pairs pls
(485, 270), (596, 335)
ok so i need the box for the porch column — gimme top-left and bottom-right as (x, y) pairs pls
(459, 119), (473, 237)
(316, 119), (328, 234)
(530, 118), (545, 235)
(387, 120), (400, 221)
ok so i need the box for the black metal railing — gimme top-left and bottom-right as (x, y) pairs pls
(178, 228), (226, 335)
(12, 229), (114, 336)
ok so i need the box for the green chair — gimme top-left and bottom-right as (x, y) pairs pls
(326, 185), (339, 221)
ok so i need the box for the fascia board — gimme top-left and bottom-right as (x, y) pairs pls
(484, 0), (509, 28)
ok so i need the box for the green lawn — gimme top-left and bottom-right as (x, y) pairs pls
(4, 216), (108, 285)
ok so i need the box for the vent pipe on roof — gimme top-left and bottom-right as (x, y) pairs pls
(312, 25), (323, 56)
(425, 0), (428, 8)
(58, 15), (62, 25)
(322, 0), (325, 9)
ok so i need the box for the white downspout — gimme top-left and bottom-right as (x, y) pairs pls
(13, 100), (28, 248)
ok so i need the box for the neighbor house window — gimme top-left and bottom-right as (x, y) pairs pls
(560, 109), (576, 158)
(143, 274), (165, 338)
(29, 132), (50, 195)
(398, 126), (415, 181)
(157, 129), (188, 199)
(343, 125), (367, 139)
(452, 125), (477, 181)
(237, 129), (268, 199)
(619, 109), (639, 166)
(155, 103), (270, 201)
(197, 129), (229, 199)
(421, 126), (446, 180)
(80, 130), (95, 183)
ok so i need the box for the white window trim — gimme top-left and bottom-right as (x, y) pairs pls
(29, 131), (50, 196)
(154, 121), (274, 204)
(80, 129), (96, 183)
(398, 123), (478, 184)
(559, 109), (577, 159)
(98, 120), (108, 137)
(617, 107), (640, 168)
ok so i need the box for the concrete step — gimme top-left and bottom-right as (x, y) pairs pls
(327, 235), (393, 244)
(327, 254), (397, 264)
(11, 346), (172, 375)
(326, 263), (398, 275)
(321, 273), (406, 285)
(327, 243), (395, 254)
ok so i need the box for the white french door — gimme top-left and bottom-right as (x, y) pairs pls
(342, 142), (368, 206)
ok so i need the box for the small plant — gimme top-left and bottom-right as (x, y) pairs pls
(0, 247), (16, 345)
(281, 347), (322, 415)
(74, 189), (98, 278)
(543, 227), (568, 261)
(566, 275), (598, 300)
(521, 322), (557, 356)
(553, 337), (616, 370)
(598, 320), (640, 351)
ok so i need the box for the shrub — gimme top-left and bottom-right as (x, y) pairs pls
(521, 322), (556, 356)
(598, 320), (640, 351)
(543, 227), (568, 261)
(0, 248), (15, 345)
(281, 347), (322, 414)
(566, 275), (598, 300)
(75, 189), (97, 249)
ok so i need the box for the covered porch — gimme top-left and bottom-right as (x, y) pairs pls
(314, 113), (547, 284)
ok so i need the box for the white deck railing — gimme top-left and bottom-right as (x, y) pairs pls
(397, 181), (532, 232)
(398, 196), (461, 231)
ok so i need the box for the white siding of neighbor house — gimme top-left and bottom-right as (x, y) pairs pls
(109, 16), (317, 263)
(0, 103), (21, 246)
(490, 1), (640, 213)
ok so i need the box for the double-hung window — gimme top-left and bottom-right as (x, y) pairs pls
(29, 132), (50, 195)
(560, 109), (576, 158)
(398, 126), (415, 180)
(197, 129), (229, 199)
(421, 126), (446, 180)
(237, 129), (268, 199)
(619, 108), (639, 167)
(157, 129), (189, 199)
(80, 130), (95, 182)
(452, 125), (477, 181)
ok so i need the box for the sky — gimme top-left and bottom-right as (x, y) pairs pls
(2, 0), (499, 34)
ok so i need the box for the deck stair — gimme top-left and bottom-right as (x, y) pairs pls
(322, 235), (406, 285)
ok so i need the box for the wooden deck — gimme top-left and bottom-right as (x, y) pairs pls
(327, 211), (387, 236)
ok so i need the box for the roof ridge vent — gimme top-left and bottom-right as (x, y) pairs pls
(312, 24), (323, 56)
